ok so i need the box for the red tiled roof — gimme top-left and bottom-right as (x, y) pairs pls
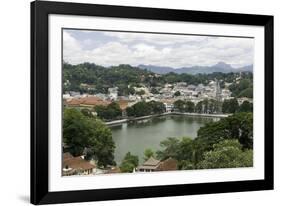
(63, 155), (95, 170)
(143, 157), (160, 166)
(66, 98), (82, 106)
(66, 96), (110, 107)
(116, 100), (129, 110)
(156, 157), (178, 171)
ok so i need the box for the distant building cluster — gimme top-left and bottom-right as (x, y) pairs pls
(63, 79), (253, 114)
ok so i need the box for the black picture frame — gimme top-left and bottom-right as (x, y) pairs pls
(31, 0), (274, 205)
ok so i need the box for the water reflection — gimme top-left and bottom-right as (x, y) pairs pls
(110, 115), (216, 165)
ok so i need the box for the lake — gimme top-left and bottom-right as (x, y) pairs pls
(110, 115), (218, 165)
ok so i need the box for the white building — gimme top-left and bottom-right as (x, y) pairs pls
(164, 103), (174, 112)
(108, 87), (118, 101)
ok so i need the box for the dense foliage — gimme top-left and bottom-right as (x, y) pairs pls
(197, 112), (253, 149)
(195, 99), (220, 114)
(120, 152), (139, 173)
(222, 98), (239, 113)
(95, 102), (122, 121)
(197, 139), (253, 169)
(63, 108), (116, 167)
(238, 101), (253, 112)
(229, 78), (253, 98)
(126, 101), (165, 117)
(63, 63), (154, 95)
(174, 100), (196, 112)
(143, 148), (155, 161)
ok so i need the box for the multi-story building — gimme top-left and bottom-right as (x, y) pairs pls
(108, 87), (118, 101)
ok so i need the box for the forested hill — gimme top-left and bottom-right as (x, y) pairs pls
(63, 63), (155, 94)
(63, 62), (253, 97)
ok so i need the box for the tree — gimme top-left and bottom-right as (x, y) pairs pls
(178, 137), (194, 161)
(174, 100), (185, 112)
(185, 101), (195, 113)
(63, 108), (116, 167)
(208, 99), (219, 114)
(120, 152), (139, 173)
(143, 148), (154, 161)
(156, 137), (180, 160)
(126, 106), (135, 117)
(174, 91), (181, 97)
(239, 101), (253, 112)
(195, 101), (203, 113)
(126, 101), (152, 117)
(195, 99), (210, 113)
(88, 118), (116, 167)
(63, 108), (93, 156)
(229, 78), (253, 98)
(197, 139), (253, 169)
(148, 101), (166, 114)
(81, 108), (94, 118)
(95, 102), (122, 120)
(202, 99), (209, 113)
(197, 112), (253, 149)
(222, 98), (239, 113)
(238, 88), (253, 98)
(107, 102), (122, 118)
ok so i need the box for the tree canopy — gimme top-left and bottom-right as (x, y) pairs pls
(95, 102), (122, 121)
(143, 148), (155, 161)
(197, 112), (253, 149)
(174, 100), (196, 113)
(229, 78), (253, 98)
(63, 108), (116, 167)
(197, 139), (253, 169)
(222, 98), (239, 113)
(126, 101), (165, 117)
(120, 152), (139, 173)
(238, 100), (253, 112)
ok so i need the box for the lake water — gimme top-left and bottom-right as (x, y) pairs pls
(110, 115), (217, 165)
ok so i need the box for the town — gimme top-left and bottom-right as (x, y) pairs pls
(62, 67), (253, 176)
(63, 75), (252, 119)
(61, 28), (254, 176)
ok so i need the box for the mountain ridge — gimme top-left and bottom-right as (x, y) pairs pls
(138, 62), (253, 74)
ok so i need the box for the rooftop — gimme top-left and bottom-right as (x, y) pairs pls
(66, 96), (110, 107)
(63, 154), (95, 170)
(116, 99), (129, 110)
(143, 157), (161, 166)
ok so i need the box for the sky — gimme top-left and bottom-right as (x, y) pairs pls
(63, 29), (254, 68)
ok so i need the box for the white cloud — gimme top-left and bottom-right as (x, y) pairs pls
(103, 32), (207, 46)
(63, 31), (82, 63)
(63, 30), (254, 68)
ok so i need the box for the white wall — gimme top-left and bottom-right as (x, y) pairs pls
(0, 0), (279, 205)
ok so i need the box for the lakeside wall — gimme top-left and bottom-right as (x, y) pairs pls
(105, 112), (230, 126)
